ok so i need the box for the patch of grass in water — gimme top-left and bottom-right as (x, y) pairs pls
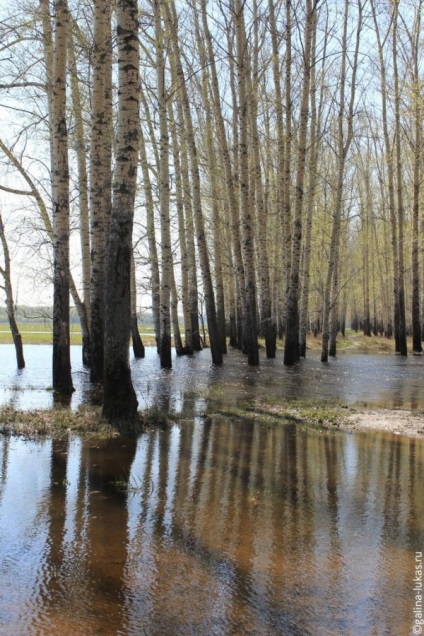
(0, 403), (178, 439)
(207, 397), (352, 432)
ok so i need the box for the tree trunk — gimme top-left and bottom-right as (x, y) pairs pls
(234, 0), (259, 365)
(0, 214), (25, 369)
(131, 252), (145, 358)
(103, 0), (139, 420)
(250, 0), (275, 359)
(284, 0), (314, 365)
(299, 7), (323, 358)
(171, 268), (185, 355)
(392, 2), (407, 356)
(52, 0), (73, 394)
(155, 0), (172, 369)
(89, 0), (112, 381)
(139, 120), (161, 354)
(371, 0), (402, 354)
(168, 102), (193, 355)
(166, 0), (222, 364)
(200, 0), (245, 350)
(68, 21), (91, 365)
(410, 5), (422, 353)
(321, 0), (361, 362)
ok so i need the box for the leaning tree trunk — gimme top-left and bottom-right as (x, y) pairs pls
(0, 136), (90, 360)
(0, 214), (25, 369)
(52, 0), (73, 394)
(103, 0), (139, 420)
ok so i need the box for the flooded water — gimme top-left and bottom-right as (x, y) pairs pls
(1, 345), (424, 634)
(0, 420), (423, 635)
(1, 344), (424, 411)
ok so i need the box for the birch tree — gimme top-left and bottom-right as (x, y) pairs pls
(103, 0), (139, 420)
(284, 0), (315, 365)
(90, 0), (113, 381)
(52, 0), (73, 394)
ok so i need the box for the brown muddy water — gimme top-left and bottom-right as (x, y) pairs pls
(1, 345), (424, 634)
(1, 420), (423, 635)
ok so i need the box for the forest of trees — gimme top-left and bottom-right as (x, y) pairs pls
(0, 0), (423, 418)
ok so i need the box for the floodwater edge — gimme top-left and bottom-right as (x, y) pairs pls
(1, 399), (423, 440)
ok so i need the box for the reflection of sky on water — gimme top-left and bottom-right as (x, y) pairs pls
(1, 344), (424, 411)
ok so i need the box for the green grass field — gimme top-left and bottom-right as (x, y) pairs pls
(0, 324), (404, 352)
(0, 323), (158, 345)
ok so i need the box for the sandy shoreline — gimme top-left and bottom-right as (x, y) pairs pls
(341, 409), (424, 439)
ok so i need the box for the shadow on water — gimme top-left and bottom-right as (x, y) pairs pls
(0, 419), (423, 635)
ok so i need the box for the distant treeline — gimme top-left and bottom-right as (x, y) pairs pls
(0, 307), (155, 326)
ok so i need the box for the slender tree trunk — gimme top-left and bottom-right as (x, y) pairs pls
(131, 252), (145, 358)
(283, 0), (292, 310)
(284, 0), (314, 364)
(52, 0), (73, 394)
(250, 0), (275, 359)
(411, 7), (422, 353)
(0, 136), (90, 358)
(170, 268), (184, 355)
(155, 0), (172, 369)
(200, 0), (245, 350)
(392, 2), (407, 356)
(177, 107), (202, 352)
(234, 0), (259, 365)
(168, 102), (193, 354)
(89, 0), (112, 381)
(166, 0), (222, 364)
(68, 22), (91, 365)
(371, 0), (401, 353)
(321, 0), (361, 362)
(299, 6), (324, 357)
(139, 121), (161, 353)
(103, 0), (139, 420)
(0, 214), (25, 369)
(269, 0), (285, 340)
